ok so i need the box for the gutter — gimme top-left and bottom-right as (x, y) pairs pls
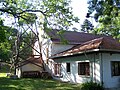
(100, 53), (104, 85)
(50, 49), (100, 59)
(50, 49), (120, 59)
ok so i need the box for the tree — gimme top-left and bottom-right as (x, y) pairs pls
(0, 0), (79, 74)
(87, 0), (120, 40)
(0, 0), (79, 30)
(0, 19), (6, 43)
(81, 19), (94, 33)
(0, 25), (17, 63)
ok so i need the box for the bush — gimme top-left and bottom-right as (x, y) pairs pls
(80, 82), (104, 90)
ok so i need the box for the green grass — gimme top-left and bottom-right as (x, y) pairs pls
(0, 73), (80, 90)
(0, 73), (6, 77)
(0, 65), (80, 90)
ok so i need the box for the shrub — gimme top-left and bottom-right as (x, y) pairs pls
(80, 82), (104, 90)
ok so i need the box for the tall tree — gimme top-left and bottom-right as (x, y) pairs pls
(0, 25), (17, 63)
(87, 0), (120, 40)
(0, 0), (79, 30)
(81, 19), (94, 33)
(0, 0), (79, 73)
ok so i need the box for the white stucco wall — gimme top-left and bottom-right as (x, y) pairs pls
(53, 53), (101, 84)
(37, 29), (74, 64)
(51, 43), (74, 55)
(101, 53), (120, 88)
(53, 61), (93, 83)
(33, 41), (41, 58)
(40, 38), (74, 61)
(93, 54), (101, 83)
(16, 63), (43, 78)
(53, 52), (120, 88)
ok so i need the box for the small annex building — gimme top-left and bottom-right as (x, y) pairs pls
(50, 36), (120, 89)
(16, 56), (44, 78)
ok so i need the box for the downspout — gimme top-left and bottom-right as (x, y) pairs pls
(94, 53), (96, 82)
(100, 53), (104, 85)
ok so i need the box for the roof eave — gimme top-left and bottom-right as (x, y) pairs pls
(52, 40), (82, 45)
(50, 49), (100, 59)
(50, 49), (120, 59)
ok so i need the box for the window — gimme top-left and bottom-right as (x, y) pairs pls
(111, 61), (120, 76)
(66, 63), (70, 73)
(54, 63), (61, 76)
(78, 62), (90, 76)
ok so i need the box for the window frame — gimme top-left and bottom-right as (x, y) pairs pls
(111, 61), (120, 76)
(78, 62), (90, 76)
(54, 63), (62, 77)
(66, 63), (71, 73)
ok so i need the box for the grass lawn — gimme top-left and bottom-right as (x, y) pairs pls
(0, 73), (80, 90)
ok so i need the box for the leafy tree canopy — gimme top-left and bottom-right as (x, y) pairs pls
(0, 0), (79, 64)
(0, 25), (17, 62)
(87, 0), (120, 40)
(0, 0), (79, 30)
(81, 19), (94, 33)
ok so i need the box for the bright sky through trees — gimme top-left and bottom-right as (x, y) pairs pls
(71, 0), (97, 29)
(71, 0), (88, 29)
(71, 0), (88, 24)
(2, 0), (94, 30)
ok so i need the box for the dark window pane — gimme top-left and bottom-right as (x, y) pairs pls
(111, 61), (120, 76)
(54, 64), (57, 75)
(54, 63), (61, 75)
(66, 63), (70, 72)
(78, 62), (90, 76)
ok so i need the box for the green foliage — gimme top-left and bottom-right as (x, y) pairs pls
(18, 31), (33, 59)
(19, 13), (37, 25)
(80, 82), (104, 90)
(42, 0), (79, 30)
(88, 0), (120, 21)
(0, 0), (79, 70)
(0, 42), (12, 62)
(0, 0), (79, 59)
(0, 0), (78, 30)
(0, 19), (6, 42)
(88, 0), (120, 40)
(0, 64), (11, 73)
(81, 19), (94, 33)
(0, 25), (17, 62)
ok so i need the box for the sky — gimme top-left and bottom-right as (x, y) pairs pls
(71, 0), (97, 29)
(71, 0), (88, 24)
(71, 0), (88, 29)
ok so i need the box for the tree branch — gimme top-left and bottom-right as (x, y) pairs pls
(18, 9), (47, 16)
(0, 8), (47, 18)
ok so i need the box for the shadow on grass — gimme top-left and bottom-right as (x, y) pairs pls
(0, 77), (80, 90)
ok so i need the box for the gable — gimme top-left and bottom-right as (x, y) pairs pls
(16, 56), (43, 68)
